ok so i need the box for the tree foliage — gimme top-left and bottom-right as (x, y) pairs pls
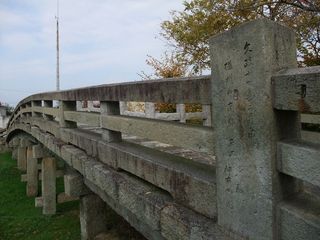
(160, 0), (320, 73)
(139, 52), (187, 80)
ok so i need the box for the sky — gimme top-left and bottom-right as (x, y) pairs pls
(0, 0), (183, 106)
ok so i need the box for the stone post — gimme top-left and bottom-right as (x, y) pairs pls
(80, 193), (108, 240)
(18, 138), (33, 171)
(176, 104), (186, 123)
(41, 157), (56, 215)
(31, 100), (42, 118)
(44, 100), (54, 121)
(26, 145), (38, 196)
(26, 102), (32, 118)
(12, 138), (20, 160)
(59, 101), (77, 128)
(145, 102), (155, 118)
(100, 101), (122, 143)
(209, 19), (300, 239)
(119, 101), (127, 115)
(202, 104), (212, 127)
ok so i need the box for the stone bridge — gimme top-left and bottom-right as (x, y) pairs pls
(2, 19), (320, 240)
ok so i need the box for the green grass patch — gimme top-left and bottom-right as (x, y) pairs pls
(0, 152), (80, 240)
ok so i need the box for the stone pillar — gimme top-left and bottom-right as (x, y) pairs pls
(27, 146), (38, 197)
(26, 145), (38, 197)
(31, 100), (42, 118)
(209, 19), (300, 239)
(64, 167), (90, 197)
(119, 101), (127, 115)
(145, 102), (155, 118)
(26, 102), (32, 118)
(202, 104), (212, 127)
(41, 157), (56, 215)
(59, 101), (77, 128)
(11, 138), (20, 160)
(18, 138), (33, 171)
(176, 104), (186, 123)
(43, 100), (54, 121)
(100, 101), (122, 143)
(80, 193), (108, 240)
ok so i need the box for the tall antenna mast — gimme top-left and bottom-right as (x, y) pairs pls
(56, 0), (60, 91)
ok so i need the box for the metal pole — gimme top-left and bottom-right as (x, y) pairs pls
(56, 0), (60, 91)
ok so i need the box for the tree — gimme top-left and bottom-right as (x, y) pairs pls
(139, 52), (187, 80)
(139, 52), (202, 113)
(160, 0), (320, 73)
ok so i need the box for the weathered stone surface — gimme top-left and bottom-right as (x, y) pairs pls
(84, 179), (166, 240)
(12, 149), (18, 160)
(64, 169), (90, 197)
(80, 193), (108, 240)
(17, 146), (27, 171)
(35, 197), (43, 208)
(41, 157), (56, 215)
(97, 141), (118, 169)
(100, 101), (122, 143)
(14, 75), (211, 105)
(302, 130), (320, 144)
(278, 140), (320, 187)
(278, 193), (320, 240)
(32, 144), (50, 158)
(38, 169), (64, 180)
(60, 128), (100, 157)
(21, 174), (27, 182)
(101, 115), (214, 155)
(26, 146), (38, 197)
(98, 141), (217, 218)
(59, 101), (77, 128)
(273, 66), (320, 113)
(64, 111), (99, 127)
(12, 137), (20, 147)
(210, 19), (299, 239)
(57, 192), (79, 203)
(160, 204), (225, 240)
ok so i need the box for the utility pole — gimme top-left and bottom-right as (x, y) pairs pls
(56, 0), (60, 91)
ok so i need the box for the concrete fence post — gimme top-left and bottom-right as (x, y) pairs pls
(145, 102), (155, 118)
(18, 138), (33, 171)
(59, 101), (77, 128)
(176, 104), (186, 123)
(100, 101), (122, 142)
(26, 102), (32, 118)
(31, 100), (42, 118)
(119, 101), (127, 115)
(26, 145), (38, 197)
(43, 100), (54, 121)
(11, 138), (20, 160)
(80, 193), (108, 240)
(202, 104), (212, 127)
(209, 19), (300, 239)
(41, 157), (56, 215)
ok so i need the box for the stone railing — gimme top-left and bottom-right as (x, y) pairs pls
(4, 19), (320, 240)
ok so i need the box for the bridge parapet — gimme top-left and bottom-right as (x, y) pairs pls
(4, 19), (320, 240)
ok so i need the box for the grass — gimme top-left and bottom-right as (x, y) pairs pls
(0, 152), (80, 240)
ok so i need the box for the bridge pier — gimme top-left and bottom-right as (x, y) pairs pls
(41, 156), (57, 215)
(80, 193), (108, 240)
(17, 138), (33, 171)
(64, 167), (90, 197)
(26, 145), (38, 196)
(11, 138), (20, 160)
